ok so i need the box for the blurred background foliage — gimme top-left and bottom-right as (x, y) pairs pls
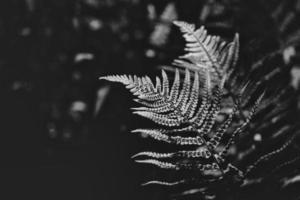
(0, 0), (299, 200)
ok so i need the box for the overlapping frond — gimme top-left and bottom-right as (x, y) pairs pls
(245, 132), (298, 177)
(172, 21), (239, 83)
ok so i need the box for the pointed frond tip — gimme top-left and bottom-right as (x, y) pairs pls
(172, 20), (239, 81)
(131, 151), (174, 159)
(99, 74), (133, 83)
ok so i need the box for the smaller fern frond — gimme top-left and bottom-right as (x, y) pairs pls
(269, 155), (300, 176)
(207, 82), (246, 149)
(245, 133), (298, 177)
(208, 101), (238, 149)
(219, 91), (265, 159)
(173, 21), (239, 80)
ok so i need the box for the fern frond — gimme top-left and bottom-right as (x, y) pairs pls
(190, 70), (212, 127)
(131, 129), (204, 145)
(99, 13), (300, 199)
(208, 101), (238, 149)
(182, 71), (200, 118)
(245, 133), (298, 177)
(141, 160), (219, 171)
(269, 155), (300, 175)
(101, 69), (215, 129)
(133, 111), (183, 127)
(196, 75), (226, 135)
(207, 83), (247, 149)
(132, 151), (175, 159)
(173, 21), (239, 80)
(219, 91), (264, 159)
(131, 129), (170, 143)
(135, 159), (178, 170)
(133, 148), (211, 160)
(99, 30), (270, 196)
(100, 68), (253, 175)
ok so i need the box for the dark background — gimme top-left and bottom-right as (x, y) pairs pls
(0, 0), (299, 200)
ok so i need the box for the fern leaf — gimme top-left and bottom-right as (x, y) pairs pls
(269, 155), (300, 175)
(208, 101), (238, 149)
(183, 71), (200, 118)
(175, 69), (191, 111)
(132, 151), (174, 159)
(135, 159), (178, 170)
(220, 92), (265, 158)
(131, 128), (204, 145)
(169, 69), (181, 101)
(171, 136), (204, 145)
(133, 148), (211, 159)
(161, 70), (170, 95)
(245, 134), (298, 176)
(173, 21), (239, 79)
(131, 104), (173, 113)
(191, 70), (212, 126)
(133, 111), (183, 126)
(196, 76), (225, 135)
(231, 33), (240, 69)
(177, 162), (220, 171)
(131, 129), (170, 143)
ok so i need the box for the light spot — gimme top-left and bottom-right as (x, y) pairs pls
(88, 18), (103, 31)
(72, 71), (81, 81)
(62, 129), (72, 140)
(70, 101), (87, 113)
(147, 4), (156, 20)
(69, 101), (87, 121)
(74, 53), (94, 63)
(145, 49), (156, 58)
(72, 17), (80, 29)
(47, 123), (57, 139)
(253, 133), (262, 142)
(20, 27), (31, 36)
(283, 46), (296, 64)
(94, 86), (110, 116)
(291, 67), (300, 89)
